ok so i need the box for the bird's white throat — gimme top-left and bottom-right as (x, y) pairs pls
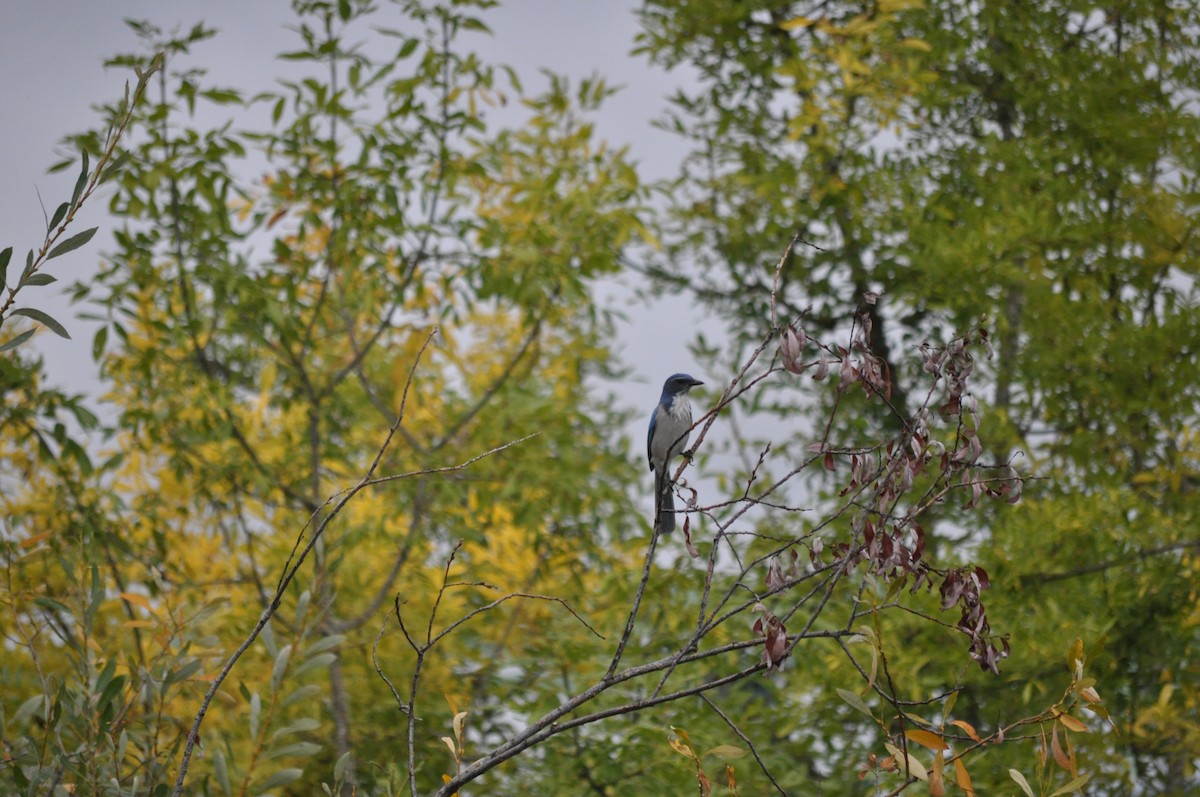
(669, 394), (693, 422)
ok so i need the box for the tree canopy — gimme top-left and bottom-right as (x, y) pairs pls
(2, 1), (1198, 796)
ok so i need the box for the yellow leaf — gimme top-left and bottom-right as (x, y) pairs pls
(779, 16), (815, 30)
(1068, 637), (1084, 673)
(452, 711), (468, 744)
(670, 725), (693, 746)
(19, 530), (53, 548)
(905, 729), (949, 751)
(669, 736), (695, 759)
(953, 757), (975, 796)
(884, 742), (928, 781)
(122, 620), (155, 629)
(119, 592), (152, 610)
(1058, 713), (1089, 733)
(949, 719), (981, 742)
(899, 38), (932, 52)
(929, 750), (945, 797)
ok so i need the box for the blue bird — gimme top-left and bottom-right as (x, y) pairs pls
(648, 373), (703, 534)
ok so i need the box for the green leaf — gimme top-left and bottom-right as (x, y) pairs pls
(291, 651), (336, 678)
(1050, 774), (1092, 796)
(460, 16), (491, 33)
(304, 633), (345, 656)
(46, 227), (97, 260)
(214, 748), (231, 795)
(71, 150), (89, 208)
(20, 273), (57, 287)
(98, 674), (127, 714)
(10, 308), (70, 339)
(0, 328), (37, 353)
(249, 692), (261, 739)
(164, 658), (204, 687)
(257, 769), (304, 790)
(281, 684), (323, 709)
(333, 751), (352, 782)
(0, 246), (10, 288)
(201, 88), (243, 105)
(266, 741), (322, 759)
(49, 202), (69, 231)
(703, 744), (747, 760)
(13, 694), (45, 725)
(101, 151), (131, 183)
(271, 643), (293, 691)
(397, 37), (419, 59)
(92, 325), (108, 360)
(260, 619), (278, 657)
(271, 718), (321, 741)
(836, 688), (874, 718)
(95, 657), (118, 695)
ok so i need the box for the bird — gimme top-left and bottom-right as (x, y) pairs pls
(647, 373), (703, 534)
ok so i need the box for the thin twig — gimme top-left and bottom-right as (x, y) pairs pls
(699, 694), (789, 796)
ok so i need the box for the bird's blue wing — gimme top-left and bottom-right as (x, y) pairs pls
(647, 410), (657, 470)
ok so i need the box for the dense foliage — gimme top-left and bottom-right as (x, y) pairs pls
(2, 1), (1197, 796)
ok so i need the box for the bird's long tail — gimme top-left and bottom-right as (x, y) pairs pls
(654, 469), (676, 534)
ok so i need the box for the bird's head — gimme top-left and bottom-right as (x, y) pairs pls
(661, 373), (703, 400)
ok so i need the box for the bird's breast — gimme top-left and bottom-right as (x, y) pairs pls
(669, 395), (693, 423)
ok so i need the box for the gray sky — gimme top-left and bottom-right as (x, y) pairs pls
(1, 0), (705, 411)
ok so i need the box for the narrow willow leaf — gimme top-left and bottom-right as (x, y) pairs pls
(271, 718), (321, 741)
(905, 729), (949, 751)
(1009, 769), (1035, 797)
(1049, 774), (1091, 796)
(92, 325), (108, 360)
(71, 150), (90, 208)
(271, 644), (293, 691)
(265, 741), (322, 760)
(164, 658), (203, 687)
(20, 273), (56, 287)
(47, 227), (97, 260)
(214, 748), (231, 795)
(835, 688), (874, 718)
(883, 742), (929, 782)
(257, 768), (304, 790)
(101, 151), (131, 183)
(249, 692), (261, 739)
(49, 202), (69, 230)
(333, 751), (352, 782)
(703, 744), (747, 760)
(0, 246), (11, 288)
(11, 308), (70, 339)
(304, 634), (346, 656)
(13, 694), (45, 724)
(292, 652), (336, 679)
(0, 328), (37, 353)
(281, 684), (323, 709)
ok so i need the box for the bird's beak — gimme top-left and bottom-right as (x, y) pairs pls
(690, 378), (704, 388)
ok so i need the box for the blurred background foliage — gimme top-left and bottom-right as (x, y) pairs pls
(1, 0), (1198, 795)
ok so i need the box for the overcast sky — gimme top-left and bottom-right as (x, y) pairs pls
(1, 0), (705, 414)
